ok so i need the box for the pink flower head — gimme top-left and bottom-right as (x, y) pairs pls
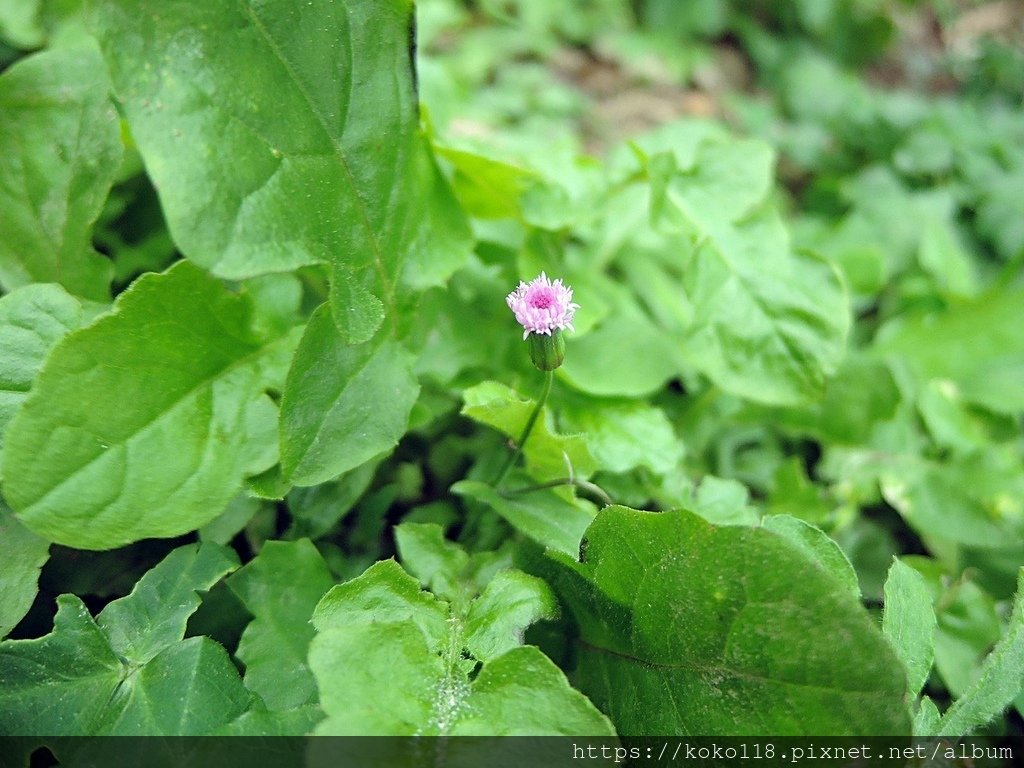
(506, 272), (579, 340)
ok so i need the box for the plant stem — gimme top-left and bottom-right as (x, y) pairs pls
(493, 369), (553, 489)
(501, 477), (614, 507)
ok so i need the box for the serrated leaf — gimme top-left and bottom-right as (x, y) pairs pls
(309, 558), (612, 736)
(227, 539), (334, 710)
(938, 569), (1024, 737)
(461, 381), (596, 481)
(0, 41), (120, 300)
(0, 544), (249, 735)
(544, 506), (911, 735)
(2, 261), (299, 549)
(92, 0), (462, 343)
(0, 503), (49, 638)
(451, 480), (595, 558)
(883, 558), (936, 699)
(280, 304), (419, 487)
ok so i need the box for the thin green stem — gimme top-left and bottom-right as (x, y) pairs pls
(501, 477), (614, 507)
(493, 370), (553, 489)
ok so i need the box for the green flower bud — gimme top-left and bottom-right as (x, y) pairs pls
(528, 329), (565, 371)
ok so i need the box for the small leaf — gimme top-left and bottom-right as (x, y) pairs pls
(465, 570), (557, 663)
(280, 304), (419, 487)
(451, 480), (595, 558)
(0, 41), (120, 300)
(227, 539), (334, 711)
(0, 503), (49, 638)
(2, 261), (299, 549)
(938, 569), (1024, 737)
(98, 542), (239, 665)
(0, 284), (88, 476)
(461, 381), (596, 481)
(882, 558), (937, 698)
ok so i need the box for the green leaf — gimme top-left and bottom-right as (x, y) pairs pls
(0, 544), (249, 735)
(0, 0), (43, 48)
(762, 515), (860, 602)
(394, 521), (471, 603)
(882, 558), (937, 698)
(461, 381), (596, 481)
(0, 502), (49, 638)
(451, 479), (595, 558)
(464, 570), (557, 663)
(647, 139), (849, 405)
(939, 570), (1024, 737)
(280, 304), (419, 487)
(227, 539), (334, 711)
(0, 284), (87, 479)
(876, 287), (1024, 414)
(560, 399), (683, 475)
(544, 506), (911, 735)
(97, 542), (238, 665)
(0, 41), (120, 300)
(309, 558), (612, 735)
(2, 261), (299, 549)
(92, 0), (453, 343)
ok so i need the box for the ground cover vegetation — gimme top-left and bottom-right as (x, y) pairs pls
(0, 0), (1023, 746)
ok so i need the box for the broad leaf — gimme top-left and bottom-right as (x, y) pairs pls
(227, 539), (334, 711)
(451, 480), (595, 558)
(309, 559), (613, 735)
(0, 41), (120, 300)
(2, 261), (298, 549)
(560, 399), (683, 475)
(93, 0), (466, 342)
(280, 304), (419, 487)
(0, 544), (249, 735)
(544, 506), (911, 735)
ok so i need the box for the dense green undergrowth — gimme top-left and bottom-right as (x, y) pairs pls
(1, 0), (1022, 743)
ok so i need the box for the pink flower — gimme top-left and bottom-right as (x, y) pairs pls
(506, 272), (579, 340)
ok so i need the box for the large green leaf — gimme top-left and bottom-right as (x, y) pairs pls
(93, 0), (467, 343)
(645, 136), (849, 405)
(227, 539), (334, 711)
(280, 304), (419, 487)
(0, 543), (249, 735)
(0, 41), (120, 300)
(309, 559), (613, 735)
(2, 261), (298, 549)
(0, 284), (89, 478)
(544, 506), (911, 735)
